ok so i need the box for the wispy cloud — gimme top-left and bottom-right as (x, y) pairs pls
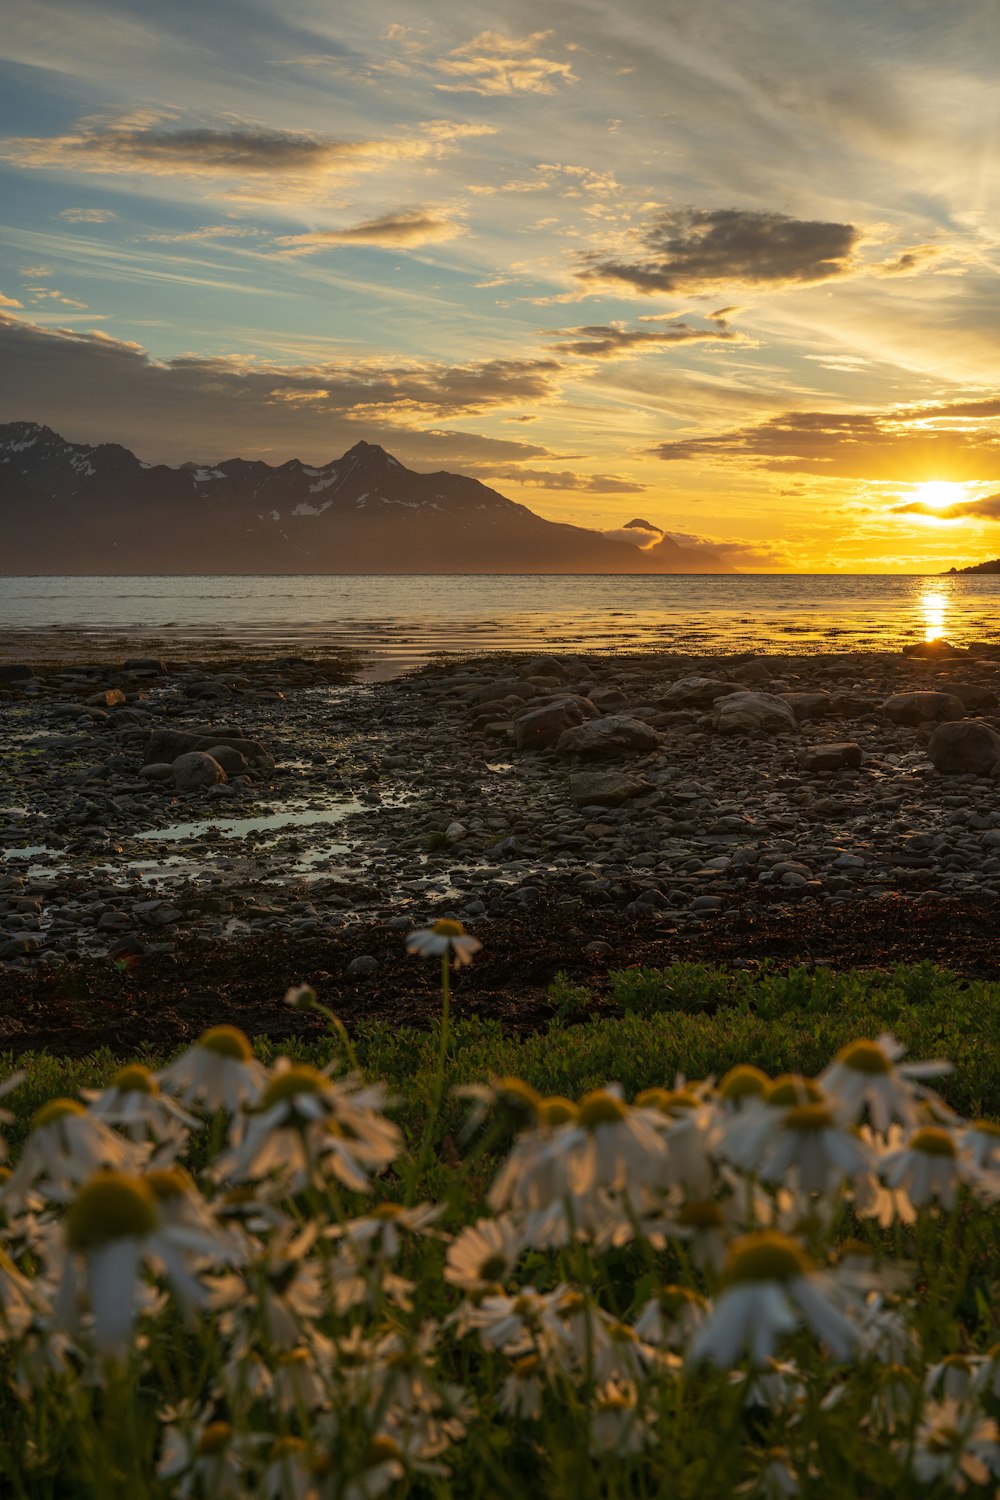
(489, 468), (648, 494)
(58, 207), (118, 224)
(0, 293), (23, 308)
(276, 210), (465, 254)
(891, 490), (1000, 521)
(142, 224), (264, 243)
(432, 30), (577, 96)
(548, 318), (750, 359)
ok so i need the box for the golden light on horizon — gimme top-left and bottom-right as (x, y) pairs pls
(912, 480), (968, 511)
(922, 590), (948, 642)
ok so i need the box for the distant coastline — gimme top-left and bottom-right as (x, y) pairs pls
(946, 559), (1000, 575)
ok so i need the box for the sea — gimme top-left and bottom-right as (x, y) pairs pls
(2, 574), (999, 680)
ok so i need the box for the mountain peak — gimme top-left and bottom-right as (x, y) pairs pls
(340, 439), (405, 469)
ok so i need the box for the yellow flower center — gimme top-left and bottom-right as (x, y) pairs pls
(513, 1354), (541, 1377)
(783, 1103), (835, 1133)
(31, 1098), (86, 1132)
(677, 1199), (725, 1230)
(635, 1087), (699, 1115)
(197, 1422), (232, 1456)
(608, 1321), (637, 1344)
(494, 1077), (542, 1124)
(910, 1127), (957, 1159)
(268, 1437), (306, 1462)
(66, 1172), (160, 1249)
(146, 1167), (192, 1202)
(577, 1090), (627, 1129)
(432, 919), (466, 937)
(835, 1040), (892, 1076)
(278, 1348), (312, 1367)
(660, 1284), (708, 1314)
(479, 1253), (510, 1281)
(110, 1065), (159, 1095)
(765, 1076), (823, 1108)
(972, 1119), (1000, 1138)
(596, 1389), (632, 1412)
(719, 1065), (769, 1102)
(370, 1203), (405, 1220)
(260, 1065), (325, 1112)
(197, 1025), (253, 1061)
(538, 1096), (578, 1126)
(724, 1231), (813, 1285)
(366, 1436), (401, 1465)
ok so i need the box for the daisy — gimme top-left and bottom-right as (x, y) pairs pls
(4, 1098), (145, 1204)
(689, 1231), (861, 1368)
(55, 1169), (224, 1351)
(819, 1034), (951, 1132)
(260, 1435), (311, 1500)
(158, 1026), (267, 1115)
(735, 1447), (801, 1499)
(273, 1346), (330, 1414)
(588, 1382), (651, 1457)
(880, 1126), (976, 1209)
(444, 1215), (523, 1292)
(157, 1420), (250, 1499)
(84, 1065), (198, 1151)
(717, 1065), (770, 1114)
(0, 1244), (41, 1339)
(406, 919), (481, 967)
(959, 1119), (1000, 1172)
(866, 1363), (919, 1435)
(721, 1075), (825, 1174)
(465, 1284), (571, 1360)
(633, 1284), (709, 1350)
(757, 1099), (871, 1196)
(338, 1437), (405, 1500)
(635, 1086), (716, 1195)
(498, 1352), (546, 1420)
(906, 1398), (1000, 1493)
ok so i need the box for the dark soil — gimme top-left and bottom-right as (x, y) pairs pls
(0, 889), (996, 1058)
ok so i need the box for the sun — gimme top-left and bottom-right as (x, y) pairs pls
(911, 480), (968, 510)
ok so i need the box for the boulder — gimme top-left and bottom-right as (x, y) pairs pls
(568, 770), (651, 807)
(948, 683), (1000, 713)
(474, 680), (536, 705)
(144, 727), (273, 769)
(798, 742), (863, 772)
(172, 751), (227, 790)
(589, 685), (631, 713)
(123, 658), (165, 673)
(555, 716), (663, 759)
(731, 660), (772, 684)
(0, 664), (35, 684)
(927, 720), (1000, 776)
(882, 692), (965, 725)
(656, 676), (737, 709)
(712, 692), (797, 736)
(779, 692), (831, 721)
(515, 698), (587, 751)
(86, 688), (127, 708)
(204, 743), (251, 777)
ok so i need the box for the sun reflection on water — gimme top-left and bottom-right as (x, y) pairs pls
(922, 591), (947, 642)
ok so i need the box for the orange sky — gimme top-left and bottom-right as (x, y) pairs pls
(1, 1), (999, 570)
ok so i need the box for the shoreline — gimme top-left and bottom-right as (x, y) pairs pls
(4, 638), (1000, 1052)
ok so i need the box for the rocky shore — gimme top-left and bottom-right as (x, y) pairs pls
(4, 638), (1000, 1044)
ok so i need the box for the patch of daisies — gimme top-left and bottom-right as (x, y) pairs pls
(3, 978), (1000, 1493)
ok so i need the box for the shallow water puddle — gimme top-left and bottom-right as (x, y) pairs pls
(134, 799), (365, 843)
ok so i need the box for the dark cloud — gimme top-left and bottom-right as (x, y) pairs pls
(651, 401), (1000, 481)
(492, 468), (648, 494)
(579, 208), (860, 295)
(0, 116), (492, 185)
(892, 490), (1000, 521)
(0, 312), (555, 467)
(276, 211), (464, 253)
(548, 319), (746, 359)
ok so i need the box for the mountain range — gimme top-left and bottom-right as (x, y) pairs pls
(0, 422), (732, 575)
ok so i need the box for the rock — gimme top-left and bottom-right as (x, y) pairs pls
(799, 742), (863, 772)
(515, 699), (587, 751)
(87, 689), (127, 708)
(444, 821), (467, 841)
(107, 934), (145, 958)
(949, 683), (1000, 713)
(657, 676), (736, 709)
(779, 692), (831, 721)
(902, 639), (967, 657)
(139, 763), (174, 781)
(589, 686), (631, 712)
(731, 660), (772, 684)
(172, 752), (227, 790)
(555, 716), (663, 759)
(475, 680), (536, 705)
(0, 664), (35, 684)
(927, 720), (1000, 776)
(568, 770), (651, 807)
(123, 658), (165, 673)
(205, 744), (251, 777)
(347, 954), (379, 975)
(883, 692), (965, 725)
(712, 692), (797, 736)
(144, 727), (273, 769)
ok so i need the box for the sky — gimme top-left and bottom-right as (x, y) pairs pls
(1, 0), (1000, 571)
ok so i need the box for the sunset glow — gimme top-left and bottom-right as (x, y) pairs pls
(2, 4), (1000, 571)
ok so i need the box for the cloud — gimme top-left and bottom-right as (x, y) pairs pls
(579, 208), (861, 295)
(58, 207), (118, 224)
(548, 319), (748, 359)
(602, 523), (662, 545)
(433, 30), (577, 95)
(0, 115), (494, 194)
(491, 468), (648, 494)
(0, 293), (23, 309)
(0, 311), (558, 466)
(143, 224), (263, 243)
(650, 399), (1000, 481)
(892, 490), (1000, 521)
(275, 211), (465, 254)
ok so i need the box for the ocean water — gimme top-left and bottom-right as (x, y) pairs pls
(2, 574), (999, 679)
